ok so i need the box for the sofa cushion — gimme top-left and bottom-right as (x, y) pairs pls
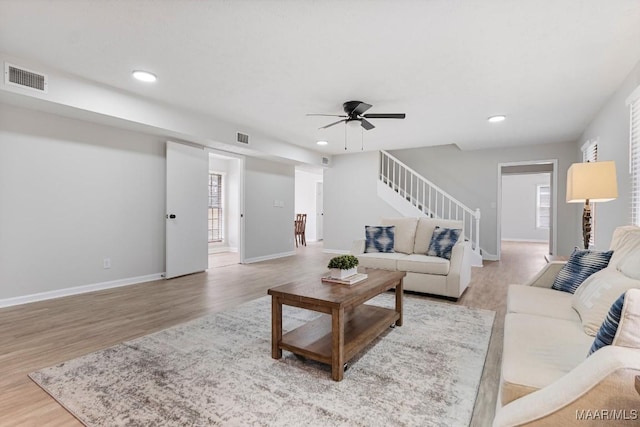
(364, 225), (395, 253)
(551, 248), (613, 293)
(501, 313), (594, 405)
(396, 254), (450, 275)
(588, 292), (625, 355)
(413, 217), (464, 254)
(380, 217), (418, 254)
(572, 268), (640, 336)
(608, 226), (640, 267)
(426, 227), (461, 260)
(506, 285), (580, 322)
(356, 252), (406, 271)
(613, 288), (640, 349)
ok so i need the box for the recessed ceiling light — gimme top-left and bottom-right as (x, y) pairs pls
(316, 140), (328, 146)
(132, 70), (157, 82)
(488, 115), (506, 123)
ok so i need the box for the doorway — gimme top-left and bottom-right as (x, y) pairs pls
(497, 160), (558, 260)
(294, 166), (324, 245)
(208, 151), (243, 268)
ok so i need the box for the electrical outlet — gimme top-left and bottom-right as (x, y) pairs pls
(103, 258), (111, 269)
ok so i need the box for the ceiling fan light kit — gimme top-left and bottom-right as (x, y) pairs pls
(307, 100), (406, 150)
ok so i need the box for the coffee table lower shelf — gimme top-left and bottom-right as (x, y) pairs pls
(280, 304), (399, 365)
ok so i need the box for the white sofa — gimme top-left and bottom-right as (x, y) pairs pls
(350, 217), (473, 300)
(493, 226), (640, 426)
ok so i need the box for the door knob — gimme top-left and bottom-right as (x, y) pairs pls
(166, 214), (176, 219)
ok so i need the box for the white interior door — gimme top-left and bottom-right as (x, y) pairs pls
(166, 141), (208, 279)
(315, 181), (323, 240)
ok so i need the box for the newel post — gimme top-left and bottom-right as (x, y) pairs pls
(474, 208), (481, 251)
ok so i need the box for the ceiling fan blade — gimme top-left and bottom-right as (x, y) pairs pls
(351, 102), (373, 116)
(319, 119), (347, 129)
(306, 114), (347, 117)
(360, 118), (375, 130)
(362, 113), (406, 119)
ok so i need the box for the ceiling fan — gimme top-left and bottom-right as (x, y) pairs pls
(307, 100), (406, 131)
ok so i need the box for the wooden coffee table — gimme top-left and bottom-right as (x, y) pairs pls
(268, 268), (405, 381)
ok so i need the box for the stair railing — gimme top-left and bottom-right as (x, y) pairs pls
(379, 150), (481, 253)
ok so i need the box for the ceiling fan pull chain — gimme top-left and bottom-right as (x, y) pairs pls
(344, 122), (347, 151)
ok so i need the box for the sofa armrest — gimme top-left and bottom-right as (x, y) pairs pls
(445, 240), (473, 297)
(522, 262), (566, 288)
(493, 346), (640, 427)
(351, 239), (365, 255)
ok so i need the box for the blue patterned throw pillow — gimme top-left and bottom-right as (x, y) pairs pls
(551, 248), (613, 294)
(426, 227), (461, 260)
(365, 225), (395, 253)
(588, 292), (626, 356)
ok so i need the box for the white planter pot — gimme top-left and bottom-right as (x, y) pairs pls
(330, 267), (358, 279)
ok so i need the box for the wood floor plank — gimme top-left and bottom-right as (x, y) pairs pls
(0, 241), (547, 426)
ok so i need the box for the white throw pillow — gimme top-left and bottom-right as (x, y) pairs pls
(572, 268), (640, 336)
(614, 288), (640, 349)
(380, 217), (418, 254)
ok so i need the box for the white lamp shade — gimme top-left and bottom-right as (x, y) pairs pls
(566, 161), (618, 203)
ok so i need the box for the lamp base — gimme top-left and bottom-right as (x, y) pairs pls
(582, 201), (591, 250)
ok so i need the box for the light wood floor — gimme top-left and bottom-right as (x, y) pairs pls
(0, 241), (548, 427)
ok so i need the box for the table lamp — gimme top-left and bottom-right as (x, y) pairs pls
(566, 161), (618, 249)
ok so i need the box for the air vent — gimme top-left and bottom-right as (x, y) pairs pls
(5, 63), (48, 92)
(236, 132), (249, 144)
(322, 156), (330, 166)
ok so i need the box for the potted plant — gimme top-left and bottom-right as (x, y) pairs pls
(327, 255), (359, 279)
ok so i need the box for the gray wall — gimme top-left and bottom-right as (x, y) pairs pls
(323, 151), (406, 252)
(323, 143), (580, 256)
(578, 59), (640, 248)
(243, 157), (295, 261)
(0, 103), (166, 300)
(501, 173), (551, 242)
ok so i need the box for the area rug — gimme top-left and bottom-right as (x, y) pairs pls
(30, 294), (494, 426)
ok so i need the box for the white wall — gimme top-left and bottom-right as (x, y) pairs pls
(323, 143), (579, 256)
(323, 151), (400, 252)
(243, 157), (295, 261)
(294, 169), (323, 242)
(501, 173), (551, 242)
(578, 59), (640, 248)
(0, 104), (165, 300)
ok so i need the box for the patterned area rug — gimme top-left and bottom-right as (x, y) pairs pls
(30, 294), (494, 426)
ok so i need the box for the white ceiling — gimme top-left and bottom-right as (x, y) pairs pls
(1, 0), (640, 155)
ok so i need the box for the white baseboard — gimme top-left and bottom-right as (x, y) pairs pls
(482, 252), (499, 261)
(0, 273), (164, 308)
(208, 246), (238, 254)
(322, 248), (351, 255)
(243, 251), (295, 264)
(502, 238), (549, 243)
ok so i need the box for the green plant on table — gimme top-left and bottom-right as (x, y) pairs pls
(327, 254), (359, 270)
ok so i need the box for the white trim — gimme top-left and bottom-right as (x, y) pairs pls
(626, 84), (640, 106)
(0, 273), (164, 308)
(322, 248), (351, 255)
(501, 238), (549, 243)
(482, 251), (499, 261)
(497, 159), (558, 260)
(242, 250), (295, 264)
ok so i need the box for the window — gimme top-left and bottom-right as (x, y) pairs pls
(536, 184), (550, 228)
(208, 173), (223, 242)
(581, 139), (598, 247)
(629, 86), (640, 226)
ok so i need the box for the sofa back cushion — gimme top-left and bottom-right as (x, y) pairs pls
(572, 268), (640, 336)
(588, 288), (640, 355)
(608, 228), (640, 280)
(413, 218), (464, 254)
(381, 217), (418, 254)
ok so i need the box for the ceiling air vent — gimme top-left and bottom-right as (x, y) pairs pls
(4, 63), (48, 93)
(322, 156), (330, 166)
(236, 132), (249, 144)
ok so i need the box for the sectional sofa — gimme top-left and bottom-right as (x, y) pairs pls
(493, 225), (640, 426)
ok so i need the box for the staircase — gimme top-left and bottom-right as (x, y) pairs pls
(378, 150), (483, 266)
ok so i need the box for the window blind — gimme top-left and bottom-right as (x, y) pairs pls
(630, 93), (640, 226)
